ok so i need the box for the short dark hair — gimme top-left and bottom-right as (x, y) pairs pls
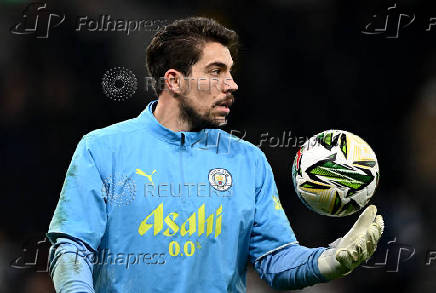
(146, 17), (239, 95)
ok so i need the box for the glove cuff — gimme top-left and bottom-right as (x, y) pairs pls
(317, 247), (352, 280)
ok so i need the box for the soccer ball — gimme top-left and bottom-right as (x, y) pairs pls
(292, 130), (379, 217)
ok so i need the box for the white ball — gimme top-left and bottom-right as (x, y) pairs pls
(292, 130), (379, 217)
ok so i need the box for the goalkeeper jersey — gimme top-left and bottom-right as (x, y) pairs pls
(47, 99), (326, 293)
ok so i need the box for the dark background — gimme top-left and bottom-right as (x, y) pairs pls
(1, 0), (435, 292)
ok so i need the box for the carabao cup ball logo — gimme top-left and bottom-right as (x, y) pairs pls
(209, 168), (232, 191)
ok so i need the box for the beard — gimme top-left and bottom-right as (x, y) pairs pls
(179, 97), (227, 131)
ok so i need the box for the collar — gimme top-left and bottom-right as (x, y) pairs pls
(138, 99), (208, 146)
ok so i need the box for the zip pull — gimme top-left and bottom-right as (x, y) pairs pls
(181, 133), (185, 146)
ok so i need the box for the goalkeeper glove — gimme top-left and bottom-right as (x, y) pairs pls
(317, 204), (384, 280)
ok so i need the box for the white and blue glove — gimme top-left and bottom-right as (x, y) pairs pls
(318, 205), (385, 280)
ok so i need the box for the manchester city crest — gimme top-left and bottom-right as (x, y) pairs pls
(208, 168), (232, 191)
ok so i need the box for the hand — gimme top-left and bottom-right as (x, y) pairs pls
(318, 205), (384, 280)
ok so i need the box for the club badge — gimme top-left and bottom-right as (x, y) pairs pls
(208, 168), (232, 191)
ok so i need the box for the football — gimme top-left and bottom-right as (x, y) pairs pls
(292, 130), (379, 217)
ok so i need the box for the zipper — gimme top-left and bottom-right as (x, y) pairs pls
(181, 133), (185, 147)
(179, 133), (186, 201)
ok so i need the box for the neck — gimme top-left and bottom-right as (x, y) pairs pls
(153, 94), (192, 132)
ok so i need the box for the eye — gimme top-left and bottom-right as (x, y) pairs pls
(210, 68), (221, 75)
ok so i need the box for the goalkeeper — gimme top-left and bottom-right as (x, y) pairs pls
(47, 17), (384, 292)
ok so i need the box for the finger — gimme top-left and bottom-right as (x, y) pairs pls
(353, 205), (377, 233)
(344, 234), (374, 265)
(358, 236), (369, 260)
(341, 205), (377, 246)
(365, 215), (384, 255)
(368, 215), (384, 242)
(350, 236), (369, 263)
(365, 234), (376, 257)
(336, 249), (353, 270)
(375, 215), (384, 234)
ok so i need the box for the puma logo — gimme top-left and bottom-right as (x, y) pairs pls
(136, 169), (157, 185)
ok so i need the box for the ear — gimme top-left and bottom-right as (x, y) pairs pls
(164, 69), (186, 95)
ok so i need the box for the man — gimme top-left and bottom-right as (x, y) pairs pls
(47, 17), (384, 292)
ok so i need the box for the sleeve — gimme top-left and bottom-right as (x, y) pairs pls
(248, 150), (297, 262)
(254, 244), (327, 290)
(49, 237), (96, 293)
(47, 135), (107, 251)
(249, 150), (328, 289)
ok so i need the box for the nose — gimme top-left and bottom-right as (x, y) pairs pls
(223, 74), (238, 93)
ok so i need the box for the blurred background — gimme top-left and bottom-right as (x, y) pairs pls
(1, 0), (436, 292)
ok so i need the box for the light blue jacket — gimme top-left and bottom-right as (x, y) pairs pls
(47, 100), (327, 293)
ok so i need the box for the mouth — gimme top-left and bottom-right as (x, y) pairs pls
(214, 98), (233, 114)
